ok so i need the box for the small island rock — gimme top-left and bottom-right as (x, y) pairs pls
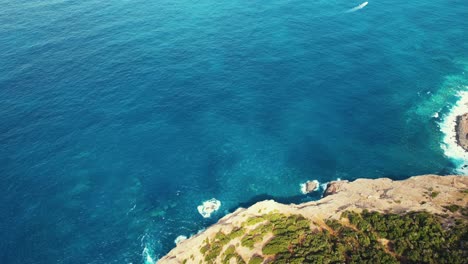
(300, 180), (319, 194)
(305, 180), (318, 193)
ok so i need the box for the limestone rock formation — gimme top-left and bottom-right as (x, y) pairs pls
(456, 113), (468, 152)
(158, 175), (468, 264)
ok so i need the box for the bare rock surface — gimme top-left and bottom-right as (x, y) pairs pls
(304, 181), (318, 193)
(323, 180), (349, 197)
(456, 113), (468, 152)
(158, 175), (468, 264)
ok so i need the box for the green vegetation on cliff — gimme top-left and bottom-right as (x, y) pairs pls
(194, 208), (467, 264)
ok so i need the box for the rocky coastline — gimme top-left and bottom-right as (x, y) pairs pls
(456, 113), (468, 152)
(158, 175), (467, 263)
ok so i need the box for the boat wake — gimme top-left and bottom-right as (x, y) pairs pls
(346, 1), (369, 13)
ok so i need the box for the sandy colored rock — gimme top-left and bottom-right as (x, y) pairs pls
(323, 180), (349, 197)
(456, 113), (468, 152)
(304, 180), (318, 193)
(158, 175), (468, 264)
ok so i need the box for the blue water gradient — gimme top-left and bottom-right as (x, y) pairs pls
(1, 0), (467, 263)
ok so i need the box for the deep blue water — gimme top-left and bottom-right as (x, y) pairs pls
(1, 0), (467, 263)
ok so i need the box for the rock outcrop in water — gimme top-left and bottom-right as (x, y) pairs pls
(304, 180), (318, 193)
(197, 198), (221, 218)
(456, 113), (468, 152)
(300, 180), (319, 194)
(158, 175), (467, 264)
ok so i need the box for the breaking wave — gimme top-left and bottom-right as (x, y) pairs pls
(439, 90), (468, 174)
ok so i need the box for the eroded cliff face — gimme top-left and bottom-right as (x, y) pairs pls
(158, 175), (468, 264)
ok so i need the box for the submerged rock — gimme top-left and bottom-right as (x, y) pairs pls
(456, 113), (468, 152)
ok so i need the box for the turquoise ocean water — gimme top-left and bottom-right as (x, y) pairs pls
(0, 0), (467, 263)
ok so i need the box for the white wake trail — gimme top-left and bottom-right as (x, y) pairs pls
(346, 1), (368, 13)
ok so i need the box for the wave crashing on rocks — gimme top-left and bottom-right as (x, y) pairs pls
(197, 198), (221, 218)
(439, 90), (468, 173)
(300, 180), (320, 194)
(174, 235), (188, 245)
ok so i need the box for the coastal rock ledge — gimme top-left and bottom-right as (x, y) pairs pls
(159, 175), (467, 264)
(456, 113), (468, 152)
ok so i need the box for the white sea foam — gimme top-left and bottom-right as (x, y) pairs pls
(439, 90), (468, 174)
(346, 1), (368, 13)
(174, 235), (188, 245)
(143, 246), (155, 264)
(300, 183), (306, 194)
(197, 198), (221, 218)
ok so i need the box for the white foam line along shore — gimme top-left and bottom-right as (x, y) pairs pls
(439, 89), (468, 174)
